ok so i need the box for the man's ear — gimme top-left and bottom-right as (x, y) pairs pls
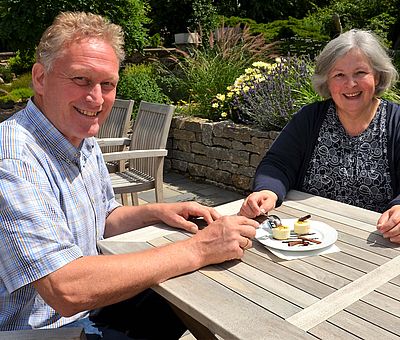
(31, 63), (45, 95)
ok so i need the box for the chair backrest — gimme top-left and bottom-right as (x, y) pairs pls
(97, 98), (134, 153)
(129, 101), (175, 174)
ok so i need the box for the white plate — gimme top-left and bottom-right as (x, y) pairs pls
(255, 218), (338, 252)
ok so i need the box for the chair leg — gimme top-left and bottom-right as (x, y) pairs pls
(155, 184), (164, 203)
(121, 193), (129, 206)
(131, 193), (139, 206)
(155, 158), (164, 203)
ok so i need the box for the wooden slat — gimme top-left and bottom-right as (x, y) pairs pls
(100, 239), (312, 339)
(308, 321), (360, 340)
(285, 190), (381, 225)
(0, 328), (86, 340)
(102, 224), (177, 243)
(286, 255), (400, 331)
(102, 149), (167, 162)
(96, 137), (130, 147)
(325, 310), (399, 339)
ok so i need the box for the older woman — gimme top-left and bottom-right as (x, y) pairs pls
(240, 29), (400, 243)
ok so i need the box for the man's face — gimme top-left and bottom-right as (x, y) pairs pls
(32, 38), (120, 147)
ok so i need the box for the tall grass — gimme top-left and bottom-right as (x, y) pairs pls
(162, 24), (278, 120)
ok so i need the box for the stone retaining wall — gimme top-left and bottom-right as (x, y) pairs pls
(165, 116), (279, 194)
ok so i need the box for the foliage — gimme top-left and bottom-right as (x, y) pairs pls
(0, 0), (150, 60)
(117, 63), (170, 116)
(147, 0), (219, 46)
(305, 0), (399, 48)
(222, 0), (400, 55)
(0, 64), (14, 83)
(8, 87), (33, 100)
(7, 72), (32, 91)
(0, 72), (31, 91)
(7, 51), (36, 75)
(222, 16), (330, 57)
(165, 24), (278, 120)
(0, 71), (32, 107)
(235, 0), (330, 23)
(211, 56), (322, 130)
(381, 87), (400, 103)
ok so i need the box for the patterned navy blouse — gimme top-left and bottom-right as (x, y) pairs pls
(302, 100), (393, 212)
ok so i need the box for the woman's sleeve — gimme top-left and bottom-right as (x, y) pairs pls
(253, 104), (318, 206)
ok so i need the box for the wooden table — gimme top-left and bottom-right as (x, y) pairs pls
(98, 190), (400, 339)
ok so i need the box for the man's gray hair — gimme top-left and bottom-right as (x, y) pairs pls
(36, 11), (125, 72)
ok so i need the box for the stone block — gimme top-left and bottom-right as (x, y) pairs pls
(175, 139), (191, 153)
(219, 161), (238, 173)
(171, 159), (188, 172)
(232, 174), (252, 191)
(173, 129), (196, 141)
(171, 150), (195, 163)
(213, 137), (232, 148)
(191, 142), (209, 155)
(237, 165), (256, 177)
(232, 140), (246, 151)
(201, 123), (214, 146)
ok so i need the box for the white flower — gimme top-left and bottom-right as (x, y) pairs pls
(252, 61), (269, 68)
(216, 93), (226, 101)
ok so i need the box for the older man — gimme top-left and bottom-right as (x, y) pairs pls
(0, 12), (258, 339)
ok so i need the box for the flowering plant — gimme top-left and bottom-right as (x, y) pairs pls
(212, 56), (322, 130)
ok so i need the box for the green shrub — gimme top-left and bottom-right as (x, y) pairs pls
(167, 24), (277, 120)
(0, 65), (14, 83)
(306, 0), (399, 48)
(0, 73), (33, 106)
(0, 95), (15, 108)
(221, 16), (329, 57)
(0, 87), (33, 107)
(8, 87), (34, 100)
(0, 0), (150, 58)
(117, 63), (170, 116)
(9, 73), (32, 91)
(7, 51), (35, 76)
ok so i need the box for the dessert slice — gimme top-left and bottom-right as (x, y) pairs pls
(272, 224), (291, 240)
(294, 214), (311, 235)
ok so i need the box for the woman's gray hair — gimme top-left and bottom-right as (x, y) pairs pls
(312, 29), (398, 98)
(36, 12), (125, 72)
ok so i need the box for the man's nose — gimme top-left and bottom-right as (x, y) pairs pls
(86, 84), (104, 105)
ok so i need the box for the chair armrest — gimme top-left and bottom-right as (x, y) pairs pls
(102, 149), (168, 162)
(96, 137), (131, 148)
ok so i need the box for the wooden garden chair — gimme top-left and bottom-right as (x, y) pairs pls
(97, 101), (175, 205)
(97, 98), (134, 154)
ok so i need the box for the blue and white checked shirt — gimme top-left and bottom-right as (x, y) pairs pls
(0, 100), (120, 330)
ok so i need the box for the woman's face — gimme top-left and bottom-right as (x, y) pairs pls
(327, 48), (378, 118)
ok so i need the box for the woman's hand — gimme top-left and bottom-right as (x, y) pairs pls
(377, 205), (400, 243)
(239, 190), (278, 218)
(156, 201), (221, 233)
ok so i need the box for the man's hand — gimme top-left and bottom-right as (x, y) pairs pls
(239, 190), (278, 218)
(156, 201), (221, 233)
(189, 215), (259, 266)
(377, 205), (400, 243)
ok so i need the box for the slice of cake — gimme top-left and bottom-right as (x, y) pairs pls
(294, 214), (311, 235)
(272, 225), (290, 240)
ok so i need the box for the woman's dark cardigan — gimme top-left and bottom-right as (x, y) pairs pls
(253, 99), (400, 210)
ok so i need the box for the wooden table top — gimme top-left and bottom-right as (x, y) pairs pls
(98, 190), (400, 339)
